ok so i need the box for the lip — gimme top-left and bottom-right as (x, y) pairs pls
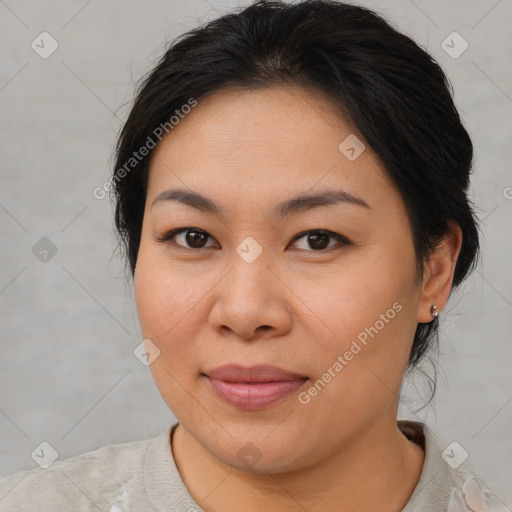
(203, 364), (308, 410)
(206, 364), (307, 382)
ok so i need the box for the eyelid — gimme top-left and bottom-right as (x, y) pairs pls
(152, 227), (218, 248)
(153, 227), (350, 251)
(288, 229), (349, 251)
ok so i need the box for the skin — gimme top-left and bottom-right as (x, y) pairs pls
(134, 85), (462, 512)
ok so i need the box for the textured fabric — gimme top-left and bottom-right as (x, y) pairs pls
(0, 420), (507, 511)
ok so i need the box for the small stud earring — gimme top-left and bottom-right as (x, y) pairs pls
(430, 305), (439, 318)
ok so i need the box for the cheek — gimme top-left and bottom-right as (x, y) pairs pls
(298, 283), (410, 381)
(133, 250), (221, 399)
(293, 254), (411, 339)
(134, 245), (204, 339)
(134, 265), (172, 341)
(290, 251), (418, 390)
(134, 255), (207, 412)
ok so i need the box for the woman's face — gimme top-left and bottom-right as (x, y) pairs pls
(134, 85), (425, 472)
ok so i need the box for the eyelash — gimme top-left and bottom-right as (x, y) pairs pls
(153, 228), (350, 253)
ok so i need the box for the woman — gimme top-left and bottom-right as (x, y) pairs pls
(0, 0), (507, 510)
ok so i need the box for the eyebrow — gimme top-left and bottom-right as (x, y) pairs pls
(151, 187), (371, 218)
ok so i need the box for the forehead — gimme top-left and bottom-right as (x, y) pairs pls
(146, 85), (399, 215)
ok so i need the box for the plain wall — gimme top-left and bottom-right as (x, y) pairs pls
(1, 0), (511, 505)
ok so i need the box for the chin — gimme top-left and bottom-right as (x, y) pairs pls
(194, 424), (316, 474)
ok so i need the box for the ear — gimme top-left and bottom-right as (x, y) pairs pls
(417, 221), (463, 323)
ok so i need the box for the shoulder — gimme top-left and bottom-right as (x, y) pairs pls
(445, 472), (509, 512)
(0, 432), (161, 512)
(398, 420), (508, 512)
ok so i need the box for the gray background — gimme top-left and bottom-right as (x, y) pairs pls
(1, 0), (511, 506)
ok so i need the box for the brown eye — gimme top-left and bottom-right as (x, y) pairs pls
(183, 230), (209, 248)
(154, 228), (218, 250)
(290, 230), (348, 252)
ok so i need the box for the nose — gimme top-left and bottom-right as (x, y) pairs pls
(208, 251), (293, 341)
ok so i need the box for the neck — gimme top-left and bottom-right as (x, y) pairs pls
(171, 417), (424, 512)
